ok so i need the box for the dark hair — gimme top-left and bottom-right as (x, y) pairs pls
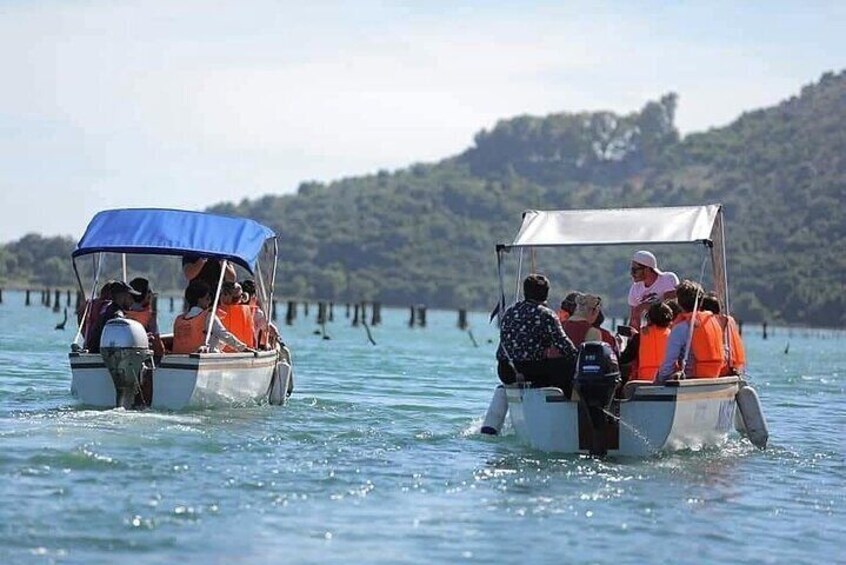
(98, 280), (117, 299)
(129, 277), (150, 304)
(647, 302), (674, 328)
(701, 292), (721, 314)
(560, 291), (581, 315)
(593, 308), (605, 328)
(523, 274), (550, 302)
(241, 279), (256, 297)
(676, 279), (705, 312)
(665, 300), (683, 320)
(185, 280), (211, 308)
(221, 281), (239, 294)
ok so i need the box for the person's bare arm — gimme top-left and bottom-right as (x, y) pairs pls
(223, 261), (236, 282)
(183, 258), (206, 281)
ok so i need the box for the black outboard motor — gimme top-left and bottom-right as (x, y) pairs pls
(574, 341), (621, 456)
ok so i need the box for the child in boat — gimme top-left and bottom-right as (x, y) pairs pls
(172, 280), (254, 354)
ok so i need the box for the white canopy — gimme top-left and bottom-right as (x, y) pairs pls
(506, 204), (722, 248)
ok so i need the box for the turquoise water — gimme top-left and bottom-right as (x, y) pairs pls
(0, 291), (843, 564)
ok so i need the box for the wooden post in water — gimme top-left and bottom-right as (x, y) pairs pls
(317, 302), (326, 325)
(762, 321), (768, 340)
(360, 302), (368, 326)
(25, 289), (31, 306)
(345, 303), (351, 318)
(0, 288), (3, 304)
(352, 303), (360, 327)
(458, 309), (468, 330)
(285, 301), (295, 326)
(170, 296), (175, 312)
(66, 289), (71, 306)
(304, 302), (309, 318)
(737, 319), (743, 336)
(329, 302), (334, 322)
(53, 289), (61, 312)
(408, 305), (416, 327)
(371, 302), (381, 326)
(417, 305), (427, 328)
(272, 299), (278, 321)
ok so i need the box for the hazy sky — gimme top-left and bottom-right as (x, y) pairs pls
(1, 1), (843, 242)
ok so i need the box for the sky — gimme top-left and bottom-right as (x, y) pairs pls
(0, 0), (843, 242)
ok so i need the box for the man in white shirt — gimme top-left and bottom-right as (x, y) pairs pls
(627, 250), (679, 327)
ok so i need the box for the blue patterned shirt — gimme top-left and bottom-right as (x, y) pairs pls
(496, 300), (577, 363)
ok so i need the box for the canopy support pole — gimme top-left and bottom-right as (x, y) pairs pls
(121, 253), (127, 282)
(204, 260), (228, 349)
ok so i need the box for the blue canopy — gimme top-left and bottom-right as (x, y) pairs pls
(73, 208), (276, 272)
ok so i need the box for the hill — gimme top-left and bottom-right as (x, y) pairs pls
(2, 71), (844, 326)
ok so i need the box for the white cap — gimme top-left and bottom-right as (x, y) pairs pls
(632, 250), (663, 274)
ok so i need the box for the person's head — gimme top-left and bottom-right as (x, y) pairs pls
(241, 279), (256, 303)
(560, 291), (581, 316)
(185, 280), (212, 309)
(646, 302), (674, 328)
(665, 299), (683, 321)
(573, 293), (602, 323)
(129, 277), (152, 305)
(593, 308), (606, 329)
(98, 280), (117, 299)
(221, 281), (243, 305)
(701, 292), (721, 314)
(109, 281), (142, 309)
(676, 279), (705, 313)
(630, 250), (662, 283)
(523, 274), (550, 303)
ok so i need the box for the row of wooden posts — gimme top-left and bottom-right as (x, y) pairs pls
(1, 288), (841, 338)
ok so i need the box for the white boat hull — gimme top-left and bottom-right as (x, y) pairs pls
(506, 377), (741, 456)
(69, 350), (289, 410)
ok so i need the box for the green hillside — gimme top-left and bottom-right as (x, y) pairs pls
(2, 71), (844, 326)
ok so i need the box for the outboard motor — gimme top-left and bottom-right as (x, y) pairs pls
(574, 341), (621, 456)
(99, 317), (154, 409)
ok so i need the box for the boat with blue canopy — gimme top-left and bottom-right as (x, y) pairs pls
(69, 208), (293, 410)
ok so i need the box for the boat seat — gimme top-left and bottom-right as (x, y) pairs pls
(621, 379), (656, 400)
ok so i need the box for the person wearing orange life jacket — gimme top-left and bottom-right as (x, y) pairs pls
(218, 281), (257, 352)
(124, 277), (160, 336)
(656, 280), (726, 382)
(700, 292), (746, 375)
(633, 302), (674, 381)
(172, 280), (254, 354)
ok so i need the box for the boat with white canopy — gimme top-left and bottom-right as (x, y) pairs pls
(482, 204), (768, 456)
(69, 208), (293, 410)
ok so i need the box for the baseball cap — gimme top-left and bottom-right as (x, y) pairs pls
(632, 250), (663, 274)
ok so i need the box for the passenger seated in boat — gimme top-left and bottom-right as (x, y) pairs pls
(125, 277), (159, 336)
(240, 279), (279, 348)
(701, 292), (746, 375)
(562, 294), (604, 347)
(181, 254), (236, 288)
(628, 250), (679, 328)
(85, 281), (143, 353)
(172, 280), (254, 354)
(496, 274), (578, 396)
(619, 302), (674, 381)
(656, 280), (725, 383)
(219, 282), (257, 351)
(557, 291), (581, 323)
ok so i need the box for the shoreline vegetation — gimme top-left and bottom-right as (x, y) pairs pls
(1, 71), (844, 328)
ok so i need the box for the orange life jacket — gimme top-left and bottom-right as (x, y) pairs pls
(636, 325), (671, 381)
(172, 309), (215, 354)
(717, 314), (746, 375)
(221, 303), (256, 351)
(124, 308), (153, 331)
(675, 311), (726, 378)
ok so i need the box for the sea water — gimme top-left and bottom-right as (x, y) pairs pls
(0, 291), (843, 564)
